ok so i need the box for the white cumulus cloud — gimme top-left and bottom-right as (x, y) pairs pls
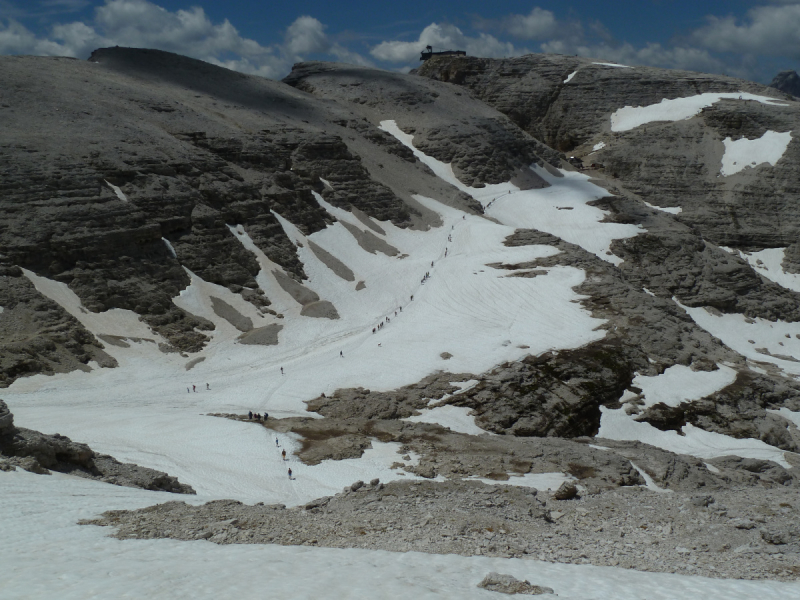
(691, 3), (800, 60)
(0, 0), (370, 79)
(371, 22), (525, 63)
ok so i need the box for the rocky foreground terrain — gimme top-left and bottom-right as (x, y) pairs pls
(3, 47), (800, 589)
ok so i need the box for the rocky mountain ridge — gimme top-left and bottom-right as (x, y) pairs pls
(3, 48), (800, 585)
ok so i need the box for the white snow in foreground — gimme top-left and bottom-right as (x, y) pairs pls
(611, 93), (789, 132)
(104, 179), (128, 202)
(379, 119), (643, 265)
(598, 407), (791, 468)
(679, 301), (800, 378)
(592, 62), (632, 68)
(643, 199), (682, 215)
(720, 131), (792, 176)
(5, 472), (798, 600)
(592, 141), (606, 151)
(633, 364), (738, 409)
(564, 70), (578, 83)
(733, 247), (800, 294)
(404, 405), (487, 436)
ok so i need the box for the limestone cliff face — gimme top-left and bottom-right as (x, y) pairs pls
(771, 70), (800, 98)
(417, 54), (800, 254)
(0, 49), (559, 386)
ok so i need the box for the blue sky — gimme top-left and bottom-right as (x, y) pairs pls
(1, 0), (799, 83)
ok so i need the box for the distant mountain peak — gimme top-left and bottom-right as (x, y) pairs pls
(769, 69), (800, 98)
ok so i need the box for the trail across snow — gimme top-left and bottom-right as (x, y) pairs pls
(379, 120), (643, 265)
(9, 142), (609, 500)
(6, 113), (800, 598)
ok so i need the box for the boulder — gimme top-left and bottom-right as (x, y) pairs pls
(478, 572), (554, 595)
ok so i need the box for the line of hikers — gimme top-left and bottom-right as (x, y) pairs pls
(275, 437), (293, 480)
(248, 411), (269, 421)
(187, 383), (210, 393)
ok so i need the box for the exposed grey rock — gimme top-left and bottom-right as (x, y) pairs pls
(478, 572), (554, 595)
(0, 399), (14, 436)
(417, 54), (800, 263)
(0, 270), (118, 387)
(553, 481), (578, 500)
(237, 324), (282, 346)
(82, 476), (800, 581)
(770, 70), (800, 98)
(0, 399), (194, 493)
(209, 296), (253, 332)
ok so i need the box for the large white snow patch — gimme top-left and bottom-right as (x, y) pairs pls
(379, 120), (643, 265)
(3, 471), (798, 600)
(611, 93), (789, 132)
(633, 364), (737, 409)
(720, 131), (792, 176)
(679, 301), (800, 378)
(732, 247), (800, 294)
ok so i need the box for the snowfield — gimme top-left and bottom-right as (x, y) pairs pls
(3, 470), (798, 600)
(5, 116), (800, 598)
(720, 130), (792, 176)
(379, 120), (643, 265)
(611, 93), (789, 132)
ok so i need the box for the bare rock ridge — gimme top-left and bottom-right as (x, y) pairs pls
(0, 48), (563, 387)
(771, 70), (800, 98)
(0, 399), (194, 493)
(5, 47), (800, 586)
(417, 54), (800, 256)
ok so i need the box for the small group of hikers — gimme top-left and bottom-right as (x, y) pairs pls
(248, 411), (268, 421)
(187, 383), (210, 393)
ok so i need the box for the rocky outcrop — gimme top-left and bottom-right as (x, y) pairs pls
(0, 399), (194, 493)
(771, 70), (800, 98)
(417, 55), (800, 256)
(82, 473), (800, 581)
(0, 268), (118, 387)
(283, 61), (562, 188)
(478, 572), (553, 595)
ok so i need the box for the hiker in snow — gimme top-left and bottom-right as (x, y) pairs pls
(248, 411), (253, 419)
(410, 295), (414, 301)
(192, 384), (196, 392)
(431, 261), (434, 267)
(399, 306), (402, 312)
(394, 311), (397, 317)
(206, 383), (210, 390)
(280, 367), (284, 375)
(276, 438), (279, 447)
(187, 388), (190, 393)
(372, 327), (376, 334)
(282, 449), (286, 461)
(288, 468), (292, 479)
(340, 350), (343, 357)
(263, 412), (268, 420)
